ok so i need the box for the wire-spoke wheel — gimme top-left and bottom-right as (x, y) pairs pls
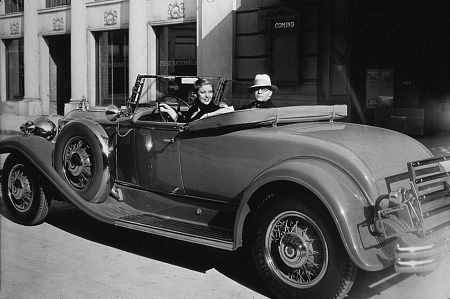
(1, 154), (49, 225)
(251, 194), (357, 299)
(63, 136), (94, 191)
(54, 121), (110, 203)
(265, 211), (328, 288)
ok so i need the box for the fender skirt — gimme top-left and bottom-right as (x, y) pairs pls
(0, 135), (116, 224)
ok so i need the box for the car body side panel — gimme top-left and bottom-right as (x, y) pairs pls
(116, 121), (184, 195)
(135, 126), (183, 194)
(179, 131), (277, 202)
(235, 158), (391, 271)
(179, 122), (432, 206)
(178, 126), (379, 204)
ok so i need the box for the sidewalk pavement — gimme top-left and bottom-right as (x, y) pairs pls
(1, 112), (450, 156)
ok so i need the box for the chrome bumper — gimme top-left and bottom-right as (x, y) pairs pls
(395, 236), (450, 273)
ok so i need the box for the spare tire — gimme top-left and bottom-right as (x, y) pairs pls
(54, 121), (110, 203)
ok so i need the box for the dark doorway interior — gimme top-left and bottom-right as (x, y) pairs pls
(156, 23), (197, 76)
(47, 35), (71, 115)
(350, 1), (450, 132)
(95, 30), (129, 107)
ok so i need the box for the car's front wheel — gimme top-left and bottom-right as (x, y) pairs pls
(251, 194), (357, 299)
(1, 154), (50, 225)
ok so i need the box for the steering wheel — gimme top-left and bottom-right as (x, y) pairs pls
(157, 95), (190, 122)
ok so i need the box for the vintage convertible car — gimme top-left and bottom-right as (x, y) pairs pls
(1, 75), (449, 298)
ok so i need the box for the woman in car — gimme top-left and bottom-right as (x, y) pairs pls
(159, 78), (233, 122)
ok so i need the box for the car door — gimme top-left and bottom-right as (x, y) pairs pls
(179, 130), (270, 203)
(116, 116), (184, 196)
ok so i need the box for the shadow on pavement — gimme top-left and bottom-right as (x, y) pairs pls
(347, 267), (413, 298)
(1, 200), (413, 299)
(42, 201), (273, 298)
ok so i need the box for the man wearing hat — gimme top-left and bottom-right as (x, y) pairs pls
(240, 74), (278, 109)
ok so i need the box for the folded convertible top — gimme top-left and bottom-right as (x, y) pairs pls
(186, 105), (347, 132)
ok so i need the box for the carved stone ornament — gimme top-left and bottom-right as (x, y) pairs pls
(104, 10), (118, 26)
(168, 1), (185, 20)
(10, 22), (20, 35)
(53, 17), (64, 31)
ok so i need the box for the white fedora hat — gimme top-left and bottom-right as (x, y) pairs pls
(248, 74), (278, 93)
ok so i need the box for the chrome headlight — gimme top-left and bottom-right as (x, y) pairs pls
(20, 117), (57, 141)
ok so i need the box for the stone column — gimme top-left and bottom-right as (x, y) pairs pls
(67, 0), (87, 114)
(0, 2), (3, 103)
(129, 0), (148, 102)
(0, 41), (6, 104)
(22, 0), (41, 116)
(197, 0), (235, 79)
(40, 36), (50, 115)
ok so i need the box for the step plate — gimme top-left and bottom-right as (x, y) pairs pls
(116, 214), (234, 250)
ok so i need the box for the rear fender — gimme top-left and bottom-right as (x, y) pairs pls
(0, 135), (115, 224)
(235, 158), (391, 271)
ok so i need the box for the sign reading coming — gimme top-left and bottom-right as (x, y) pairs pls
(271, 17), (299, 34)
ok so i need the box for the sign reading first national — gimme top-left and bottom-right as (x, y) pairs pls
(271, 17), (298, 34)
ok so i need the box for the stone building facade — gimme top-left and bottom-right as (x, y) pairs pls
(1, 0), (449, 134)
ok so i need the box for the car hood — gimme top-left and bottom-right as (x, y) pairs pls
(277, 122), (433, 180)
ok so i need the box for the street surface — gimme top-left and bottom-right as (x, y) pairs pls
(0, 199), (449, 299)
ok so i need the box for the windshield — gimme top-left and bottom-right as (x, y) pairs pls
(131, 75), (250, 109)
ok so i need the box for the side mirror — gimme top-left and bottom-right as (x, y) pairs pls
(105, 105), (121, 121)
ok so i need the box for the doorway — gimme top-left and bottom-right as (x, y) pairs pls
(156, 23), (196, 76)
(46, 35), (71, 115)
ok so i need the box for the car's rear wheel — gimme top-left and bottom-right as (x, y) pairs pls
(1, 154), (50, 225)
(54, 122), (110, 203)
(250, 194), (357, 299)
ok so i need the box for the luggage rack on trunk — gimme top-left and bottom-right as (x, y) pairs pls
(376, 155), (450, 238)
(408, 156), (450, 236)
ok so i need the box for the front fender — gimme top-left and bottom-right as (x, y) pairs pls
(235, 158), (392, 271)
(0, 135), (115, 224)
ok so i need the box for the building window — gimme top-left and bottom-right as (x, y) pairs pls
(46, 0), (71, 8)
(156, 23), (196, 76)
(4, 0), (24, 13)
(95, 30), (129, 107)
(5, 38), (24, 101)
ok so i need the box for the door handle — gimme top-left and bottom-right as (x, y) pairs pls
(162, 137), (175, 143)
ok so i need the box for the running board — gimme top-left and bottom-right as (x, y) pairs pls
(115, 214), (234, 250)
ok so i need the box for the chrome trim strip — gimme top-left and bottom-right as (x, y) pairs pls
(423, 204), (450, 219)
(394, 237), (450, 273)
(115, 220), (234, 251)
(425, 220), (450, 235)
(411, 155), (450, 167)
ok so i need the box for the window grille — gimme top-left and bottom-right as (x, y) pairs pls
(4, 0), (24, 13)
(46, 0), (71, 8)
